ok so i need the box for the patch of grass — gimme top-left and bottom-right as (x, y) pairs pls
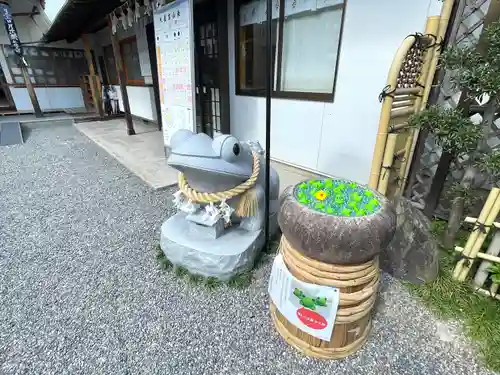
(174, 266), (189, 278)
(406, 219), (500, 372)
(205, 277), (222, 289)
(228, 272), (252, 289)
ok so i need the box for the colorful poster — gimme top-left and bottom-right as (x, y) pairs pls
(153, 0), (196, 147)
(268, 254), (340, 341)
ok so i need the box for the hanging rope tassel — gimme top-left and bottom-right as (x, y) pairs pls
(235, 187), (259, 217)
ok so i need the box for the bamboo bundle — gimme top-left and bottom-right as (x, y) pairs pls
(368, 36), (419, 190)
(270, 236), (379, 359)
(368, 19), (438, 193)
(453, 188), (500, 281)
(368, 0), (455, 196)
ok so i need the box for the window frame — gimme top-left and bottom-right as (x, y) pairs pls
(2, 45), (90, 87)
(102, 44), (119, 85)
(119, 36), (145, 86)
(234, 0), (346, 102)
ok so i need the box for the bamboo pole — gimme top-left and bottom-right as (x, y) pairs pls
(454, 188), (500, 281)
(476, 287), (500, 301)
(392, 101), (415, 109)
(377, 133), (398, 195)
(464, 216), (500, 228)
(401, 0), (455, 192)
(368, 37), (417, 189)
(491, 283), (499, 296)
(390, 107), (415, 118)
(455, 246), (500, 264)
(473, 231), (500, 288)
(397, 16), (441, 195)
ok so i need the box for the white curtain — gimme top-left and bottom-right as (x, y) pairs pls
(280, 6), (343, 93)
(240, 0), (343, 25)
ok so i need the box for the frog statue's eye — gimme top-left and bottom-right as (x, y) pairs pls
(216, 135), (242, 162)
(232, 143), (240, 156)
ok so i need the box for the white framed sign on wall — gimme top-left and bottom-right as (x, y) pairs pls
(153, 0), (197, 150)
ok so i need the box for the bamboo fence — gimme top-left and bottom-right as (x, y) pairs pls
(368, 0), (455, 198)
(453, 188), (500, 300)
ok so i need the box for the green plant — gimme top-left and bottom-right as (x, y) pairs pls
(410, 21), (500, 247)
(408, 106), (481, 155)
(478, 150), (500, 183)
(406, 220), (500, 372)
(488, 263), (500, 284)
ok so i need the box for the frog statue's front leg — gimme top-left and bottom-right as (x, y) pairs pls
(238, 185), (265, 232)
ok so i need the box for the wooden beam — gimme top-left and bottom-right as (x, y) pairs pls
(81, 34), (104, 119)
(12, 11), (40, 17)
(109, 17), (135, 135)
(21, 63), (42, 117)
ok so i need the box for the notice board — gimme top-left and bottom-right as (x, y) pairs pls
(154, 0), (196, 148)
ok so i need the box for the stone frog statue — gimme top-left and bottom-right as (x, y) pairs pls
(167, 129), (280, 235)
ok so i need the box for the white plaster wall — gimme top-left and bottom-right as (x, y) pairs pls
(9, 87), (84, 111)
(228, 0), (440, 184)
(113, 84), (158, 122)
(0, 0), (86, 111)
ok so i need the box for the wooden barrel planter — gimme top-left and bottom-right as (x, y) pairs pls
(270, 179), (396, 359)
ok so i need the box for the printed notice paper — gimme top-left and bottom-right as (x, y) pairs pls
(268, 254), (340, 341)
(154, 0), (195, 146)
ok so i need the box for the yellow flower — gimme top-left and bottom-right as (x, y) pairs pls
(314, 190), (328, 201)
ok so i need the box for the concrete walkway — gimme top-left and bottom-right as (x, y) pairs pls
(0, 124), (494, 375)
(75, 118), (321, 193)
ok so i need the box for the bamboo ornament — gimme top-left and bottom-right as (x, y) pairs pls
(368, 37), (415, 189)
(453, 188), (500, 281)
(369, 0), (455, 194)
(398, 16), (441, 194)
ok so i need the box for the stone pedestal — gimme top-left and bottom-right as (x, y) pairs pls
(160, 212), (277, 280)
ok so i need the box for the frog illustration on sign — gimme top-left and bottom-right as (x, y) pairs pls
(293, 288), (328, 311)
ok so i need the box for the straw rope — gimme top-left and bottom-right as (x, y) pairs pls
(279, 236), (380, 306)
(270, 303), (372, 360)
(279, 236), (377, 273)
(178, 151), (260, 204)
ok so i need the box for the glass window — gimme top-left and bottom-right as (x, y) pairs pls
(238, 0), (278, 93)
(235, 0), (345, 101)
(2, 45), (90, 87)
(120, 37), (144, 84)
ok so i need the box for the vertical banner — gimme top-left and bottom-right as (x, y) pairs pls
(0, 2), (23, 58)
(154, 0), (196, 148)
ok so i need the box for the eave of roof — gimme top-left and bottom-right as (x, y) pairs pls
(42, 0), (123, 43)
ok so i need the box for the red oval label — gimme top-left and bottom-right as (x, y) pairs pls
(296, 307), (328, 330)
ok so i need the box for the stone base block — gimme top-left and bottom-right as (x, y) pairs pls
(160, 212), (276, 280)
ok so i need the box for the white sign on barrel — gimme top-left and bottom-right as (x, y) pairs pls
(268, 253), (340, 341)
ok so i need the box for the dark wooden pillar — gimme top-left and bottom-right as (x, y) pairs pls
(0, 0), (42, 117)
(21, 62), (42, 117)
(82, 34), (104, 119)
(109, 16), (135, 135)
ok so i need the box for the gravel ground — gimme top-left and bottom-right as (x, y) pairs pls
(0, 123), (496, 375)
